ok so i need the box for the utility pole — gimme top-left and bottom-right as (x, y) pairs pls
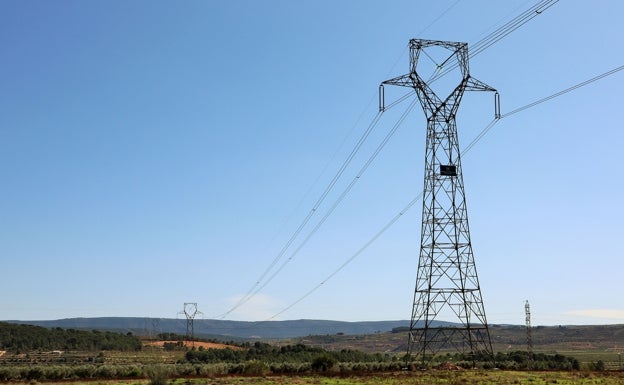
(381, 39), (498, 367)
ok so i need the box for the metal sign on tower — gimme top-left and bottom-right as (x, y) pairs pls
(380, 39), (498, 366)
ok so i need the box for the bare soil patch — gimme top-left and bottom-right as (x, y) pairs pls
(144, 340), (241, 350)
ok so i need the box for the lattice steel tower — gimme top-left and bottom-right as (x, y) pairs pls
(525, 300), (533, 369)
(179, 302), (203, 342)
(381, 39), (498, 365)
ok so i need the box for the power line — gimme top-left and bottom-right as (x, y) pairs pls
(221, 97), (417, 318)
(217, 0), (560, 320)
(215, 110), (383, 318)
(249, 98), (419, 299)
(463, 64), (624, 156)
(430, 0), (558, 83)
(262, 63), (623, 321)
(418, 0), (462, 37)
(217, 1), (474, 320)
(461, 119), (500, 156)
(267, 194), (422, 321)
(216, 95), (412, 318)
(501, 65), (624, 118)
(470, 0), (558, 58)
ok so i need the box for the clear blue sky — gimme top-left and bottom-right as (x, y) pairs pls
(1, 1), (623, 326)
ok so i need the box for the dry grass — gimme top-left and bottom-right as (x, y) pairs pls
(19, 370), (624, 385)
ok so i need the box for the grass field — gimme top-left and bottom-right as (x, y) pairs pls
(22, 370), (624, 385)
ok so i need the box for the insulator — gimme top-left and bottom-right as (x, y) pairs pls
(379, 84), (385, 112)
(494, 92), (501, 119)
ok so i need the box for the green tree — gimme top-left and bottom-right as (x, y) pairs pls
(311, 353), (337, 372)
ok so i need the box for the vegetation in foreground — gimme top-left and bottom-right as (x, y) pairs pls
(0, 322), (621, 383)
(0, 344), (600, 382)
(5, 371), (624, 385)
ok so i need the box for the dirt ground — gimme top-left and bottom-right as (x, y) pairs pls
(144, 340), (241, 350)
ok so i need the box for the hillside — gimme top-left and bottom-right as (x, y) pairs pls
(6, 317), (411, 339)
(5, 318), (624, 355)
(280, 324), (624, 354)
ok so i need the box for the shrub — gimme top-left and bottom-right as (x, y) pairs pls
(243, 360), (269, 375)
(311, 354), (337, 372)
(145, 365), (169, 385)
(25, 368), (44, 381)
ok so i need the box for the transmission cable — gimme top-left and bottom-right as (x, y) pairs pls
(463, 64), (624, 155)
(214, 110), (383, 318)
(430, 0), (558, 83)
(248, 97), (419, 298)
(266, 193), (422, 321)
(418, 0), (462, 36)
(501, 65), (624, 118)
(261, 63), (623, 321)
(218, 0), (595, 324)
(471, 0), (557, 56)
(220, 96), (418, 318)
(216, 96), (412, 319)
(213, 0), (530, 320)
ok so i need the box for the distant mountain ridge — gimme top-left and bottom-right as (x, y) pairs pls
(6, 318), (624, 355)
(6, 317), (413, 339)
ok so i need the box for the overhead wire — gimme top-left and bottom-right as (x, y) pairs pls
(215, 0), (560, 321)
(500, 65), (624, 118)
(248, 97), (419, 299)
(215, 110), (383, 318)
(215, 0), (465, 320)
(267, 194), (422, 321)
(253, 92), (389, 270)
(429, 0), (559, 83)
(216, 0), (615, 325)
(219, 96), (417, 318)
(418, 0), (462, 35)
(261, 63), (624, 322)
(216, 81), (413, 319)
(463, 64), (624, 155)
(470, 0), (558, 57)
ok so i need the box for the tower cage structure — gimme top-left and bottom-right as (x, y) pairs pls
(380, 39), (498, 367)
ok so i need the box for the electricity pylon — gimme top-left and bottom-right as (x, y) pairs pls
(381, 39), (498, 366)
(525, 300), (533, 369)
(179, 302), (203, 343)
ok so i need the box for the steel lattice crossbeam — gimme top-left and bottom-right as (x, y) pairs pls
(381, 39), (496, 366)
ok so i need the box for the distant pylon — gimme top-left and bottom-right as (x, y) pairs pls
(178, 303), (203, 343)
(525, 300), (533, 369)
(381, 39), (497, 367)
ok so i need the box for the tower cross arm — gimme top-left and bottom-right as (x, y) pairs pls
(381, 73), (417, 88)
(465, 76), (497, 92)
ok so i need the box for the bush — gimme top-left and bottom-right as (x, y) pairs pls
(243, 360), (269, 375)
(269, 362), (310, 374)
(311, 354), (337, 372)
(117, 365), (142, 378)
(25, 368), (44, 381)
(588, 360), (605, 371)
(145, 365), (169, 385)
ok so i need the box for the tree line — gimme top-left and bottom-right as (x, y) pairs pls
(185, 341), (390, 365)
(0, 322), (142, 352)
